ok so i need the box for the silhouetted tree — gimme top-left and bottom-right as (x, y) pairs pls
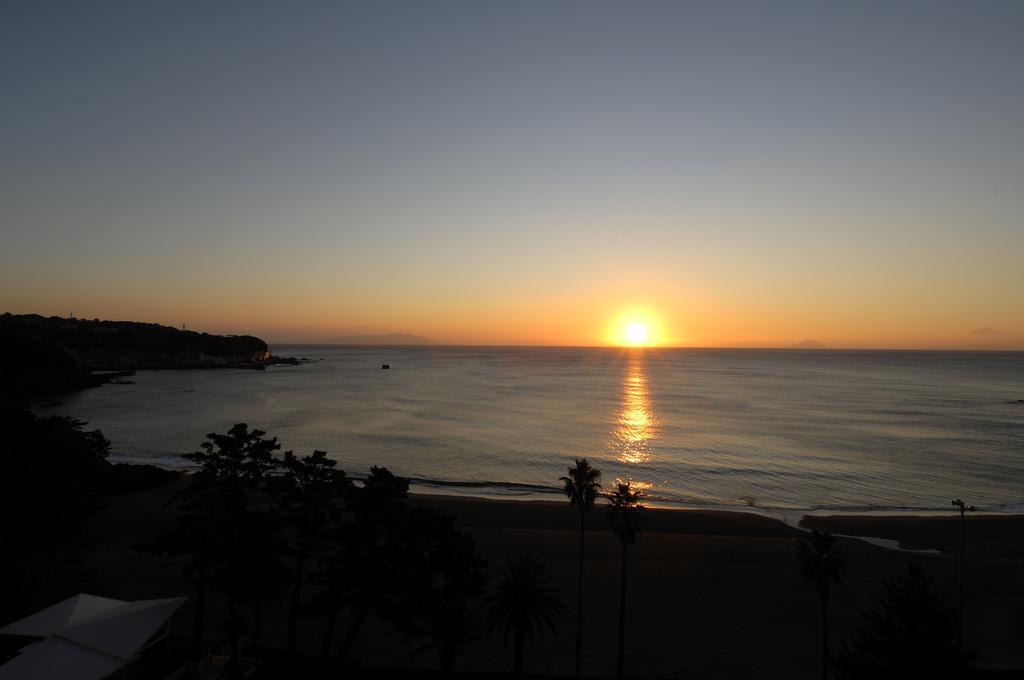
(402, 507), (488, 679)
(0, 405), (112, 622)
(338, 467), (410, 661)
(484, 554), (565, 678)
(232, 511), (290, 660)
(607, 480), (645, 680)
(560, 457), (601, 679)
(313, 473), (487, 675)
(179, 424), (281, 679)
(795, 530), (845, 680)
(275, 449), (351, 655)
(416, 602), (482, 680)
(835, 563), (972, 679)
(304, 466), (412, 662)
(142, 499), (220, 661)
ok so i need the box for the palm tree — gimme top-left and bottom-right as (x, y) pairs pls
(795, 530), (845, 680)
(415, 602), (483, 680)
(607, 480), (645, 680)
(561, 458), (602, 679)
(484, 554), (566, 677)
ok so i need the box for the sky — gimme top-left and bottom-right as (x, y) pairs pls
(2, 1), (1022, 348)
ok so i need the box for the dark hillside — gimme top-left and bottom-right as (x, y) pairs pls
(0, 313), (268, 374)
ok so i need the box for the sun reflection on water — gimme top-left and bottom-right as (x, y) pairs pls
(613, 352), (658, 465)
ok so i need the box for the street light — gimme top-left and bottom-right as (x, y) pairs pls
(951, 498), (975, 649)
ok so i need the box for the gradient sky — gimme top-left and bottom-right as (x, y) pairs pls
(2, 1), (1022, 347)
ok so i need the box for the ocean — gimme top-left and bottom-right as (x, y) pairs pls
(42, 346), (1024, 514)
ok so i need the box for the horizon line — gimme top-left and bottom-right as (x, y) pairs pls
(267, 342), (1024, 352)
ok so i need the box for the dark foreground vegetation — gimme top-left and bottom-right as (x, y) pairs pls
(138, 423), (504, 679)
(0, 405), (179, 625)
(0, 403), (1018, 679)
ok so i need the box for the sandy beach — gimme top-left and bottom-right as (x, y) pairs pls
(78, 479), (1024, 679)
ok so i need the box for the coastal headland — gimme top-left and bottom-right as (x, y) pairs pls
(0, 313), (306, 397)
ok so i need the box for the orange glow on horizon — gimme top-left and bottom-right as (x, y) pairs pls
(9, 286), (1022, 350)
(608, 309), (664, 347)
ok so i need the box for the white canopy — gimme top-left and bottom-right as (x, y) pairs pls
(0, 594), (186, 680)
(0, 638), (123, 680)
(0, 594), (126, 639)
(58, 597), (186, 660)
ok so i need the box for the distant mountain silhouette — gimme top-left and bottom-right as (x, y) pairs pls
(326, 333), (434, 346)
(969, 327), (1002, 336)
(794, 339), (827, 349)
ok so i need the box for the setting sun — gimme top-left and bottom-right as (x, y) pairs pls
(609, 310), (664, 347)
(625, 323), (649, 346)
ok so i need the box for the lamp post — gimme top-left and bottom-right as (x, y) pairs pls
(951, 498), (975, 649)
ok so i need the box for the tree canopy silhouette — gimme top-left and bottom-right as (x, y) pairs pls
(400, 505), (488, 678)
(176, 424), (282, 677)
(275, 449), (350, 655)
(306, 465), (488, 676)
(138, 424), (487, 675)
(484, 553), (565, 678)
(0, 405), (111, 622)
(835, 562), (972, 680)
(309, 466), (410, 661)
(1, 404), (174, 624)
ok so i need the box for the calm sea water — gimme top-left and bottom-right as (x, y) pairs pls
(43, 347), (1024, 513)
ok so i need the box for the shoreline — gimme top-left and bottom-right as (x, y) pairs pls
(104, 453), (1024, 516)
(108, 457), (1024, 523)
(104, 455), (1024, 535)
(408, 491), (1024, 553)
(110, 466), (1024, 554)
